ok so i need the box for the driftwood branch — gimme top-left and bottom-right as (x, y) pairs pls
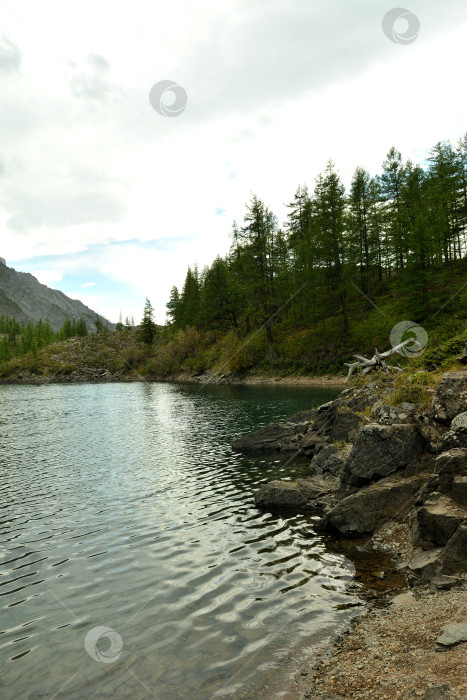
(344, 339), (422, 382)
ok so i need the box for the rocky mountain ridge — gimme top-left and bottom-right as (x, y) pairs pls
(0, 259), (114, 331)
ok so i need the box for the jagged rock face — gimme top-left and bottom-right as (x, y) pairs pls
(414, 415), (446, 453)
(440, 411), (467, 450)
(431, 371), (467, 423)
(310, 444), (349, 477)
(439, 523), (467, 574)
(415, 492), (466, 549)
(0, 261), (114, 331)
(343, 423), (423, 486)
(325, 476), (423, 537)
(372, 403), (417, 425)
(435, 448), (467, 498)
(329, 410), (364, 442)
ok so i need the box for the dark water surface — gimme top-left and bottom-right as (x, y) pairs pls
(0, 381), (367, 699)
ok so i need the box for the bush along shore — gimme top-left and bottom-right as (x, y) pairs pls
(233, 367), (467, 699)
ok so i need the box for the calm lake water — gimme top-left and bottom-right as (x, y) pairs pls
(0, 381), (367, 700)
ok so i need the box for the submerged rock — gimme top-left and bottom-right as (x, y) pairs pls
(232, 422), (304, 453)
(254, 476), (338, 510)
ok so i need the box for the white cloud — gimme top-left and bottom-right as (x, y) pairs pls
(81, 281), (96, 288)
(1, 0), (467, 322)
(34, 269), (63, 287)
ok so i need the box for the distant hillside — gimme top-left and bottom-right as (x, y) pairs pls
(0, 260), (114, 331)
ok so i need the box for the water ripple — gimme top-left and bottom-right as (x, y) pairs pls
(0, 381), (363, 699)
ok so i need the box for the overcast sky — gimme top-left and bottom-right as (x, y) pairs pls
(1, 0), (467, 324)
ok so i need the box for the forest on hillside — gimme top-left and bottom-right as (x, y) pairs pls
(166, 136), (467, 341)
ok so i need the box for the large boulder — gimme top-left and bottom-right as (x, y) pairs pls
(324, 475), (423, 536)
(254, 476), (338, 510)
(343, 423), (423, 485)
(415, 492), (466, 549)
(431, 371), (467, 423)
(232, 421), (306, 453)
(439, 522), (467, 574)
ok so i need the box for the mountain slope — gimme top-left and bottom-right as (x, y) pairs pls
(0, 260), (114, 331)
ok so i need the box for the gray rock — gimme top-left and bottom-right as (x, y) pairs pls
(441, 418), (467, 450)
(451, 475), (467, 507)
(408, 548), (444, 581)
(339, 384), (379, 412)
(391, 592), (416, 607)
(300, 432), (327, 455)
(376, 404), (416, 425)
(435, 448), (467, 476)
(432, 371), (467, 423)
(435, 623), (467, 651)
(344, 423), (423, 485)
(329, 410), (364, 442)
(422, 684), (455, 699)
(232, 422), (301, 453)
(312, 403), (338, 437)
(254, 480), (309, 508)
(254, 476), (338, 510)
(435, 449), (467, 496)
(415, 415), (446, 453)
(431, 575), (463, 590)
(310, 444), (349, 478)
(451, 411), (467, 431)
(439, 522), (467, 575)
(286, 408), (318, 424)
(325, 476), (423, 536)
(415, 492), (466, 549)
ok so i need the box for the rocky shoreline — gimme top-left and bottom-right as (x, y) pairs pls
(0, 367), (345, 386)
(232, 370), (467, 699)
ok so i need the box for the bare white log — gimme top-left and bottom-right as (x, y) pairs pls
(344, 338), (422, 382)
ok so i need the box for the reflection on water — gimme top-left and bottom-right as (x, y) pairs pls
(0, 381), (364, 699)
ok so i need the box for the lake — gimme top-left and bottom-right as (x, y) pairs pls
(0, 381), (367, 699)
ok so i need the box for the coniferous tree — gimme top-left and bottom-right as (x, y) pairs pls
(138, 298), (157, 344)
